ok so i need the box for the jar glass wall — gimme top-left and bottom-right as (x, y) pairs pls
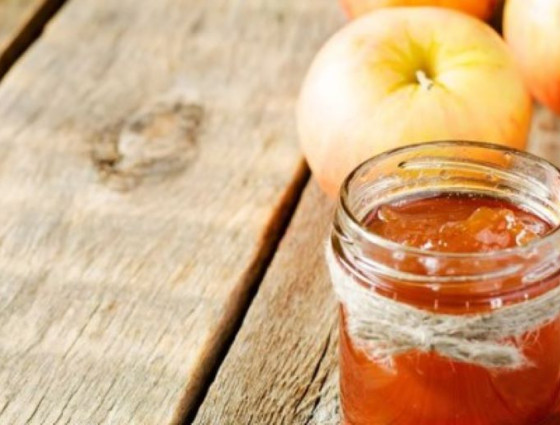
(329, 141), (560, 425)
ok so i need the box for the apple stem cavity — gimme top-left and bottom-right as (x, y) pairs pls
(416, 69), (434, 90)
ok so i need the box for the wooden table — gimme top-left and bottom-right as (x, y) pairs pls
(0, 1), (559, 424)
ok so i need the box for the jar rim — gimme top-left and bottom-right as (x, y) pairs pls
(339, 140), (560, 261)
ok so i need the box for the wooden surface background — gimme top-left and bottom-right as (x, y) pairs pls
(193, 182), (340, 425)
(0, 1), (559, 424)
(0, 0), (342, 424)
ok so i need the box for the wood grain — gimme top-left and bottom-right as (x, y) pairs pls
(0, 0), (342, 424)
(194, 105), (560, 425)
(193, 182), (340, 425)
(528, 104), (560, 166)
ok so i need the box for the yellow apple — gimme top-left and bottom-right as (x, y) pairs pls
(297, 7), (532, 198)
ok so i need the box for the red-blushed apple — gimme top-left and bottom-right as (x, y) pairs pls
(504, 0), (560, 114)
(297, 7), (532, 198)
(340, 0), (499, 20)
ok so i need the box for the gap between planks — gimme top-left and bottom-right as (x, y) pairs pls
(192, 182), (340, 425)
(178, 163), (310, 425)
(0, 0), (68, 79)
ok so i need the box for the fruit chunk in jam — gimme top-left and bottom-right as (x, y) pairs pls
(368, 195), (550, 252)
(341, 194), (560, 425)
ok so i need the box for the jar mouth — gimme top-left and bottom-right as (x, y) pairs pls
(339, 140), (560, 261)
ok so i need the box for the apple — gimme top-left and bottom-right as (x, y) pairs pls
(341, 0), (499, 20)
(504, 0), (560, 114)
(297, 8), (532, 198)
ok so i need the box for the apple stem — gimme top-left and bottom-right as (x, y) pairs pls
(416, 69), (434, 90)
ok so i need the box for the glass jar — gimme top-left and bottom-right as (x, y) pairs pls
(328, 141), (560, 425)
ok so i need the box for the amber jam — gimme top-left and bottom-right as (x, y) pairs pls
(342, 195), (559, 424)
(331, 142), (560, 425)
(366, 195), (552, 253)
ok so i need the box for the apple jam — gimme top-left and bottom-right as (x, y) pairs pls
(366, 196), (550, 253)
(341, 195), (560, 425)
(329, 142), (560, 425)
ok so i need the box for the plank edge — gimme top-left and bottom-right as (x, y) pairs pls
(175, 160), (311, 425)
(0, 0), (68, 78)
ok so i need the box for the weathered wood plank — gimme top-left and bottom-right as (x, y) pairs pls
(0, 0), (66, 76)
(192, 182), (340, 425)
(0, 1), (342, 424)
(193, 104), (560, 425)
(527, 104), (560, 165)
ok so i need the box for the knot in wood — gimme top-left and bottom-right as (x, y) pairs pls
(92, 96), (203, 190)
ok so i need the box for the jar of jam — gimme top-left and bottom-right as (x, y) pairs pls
(328, 141), (560, 425)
